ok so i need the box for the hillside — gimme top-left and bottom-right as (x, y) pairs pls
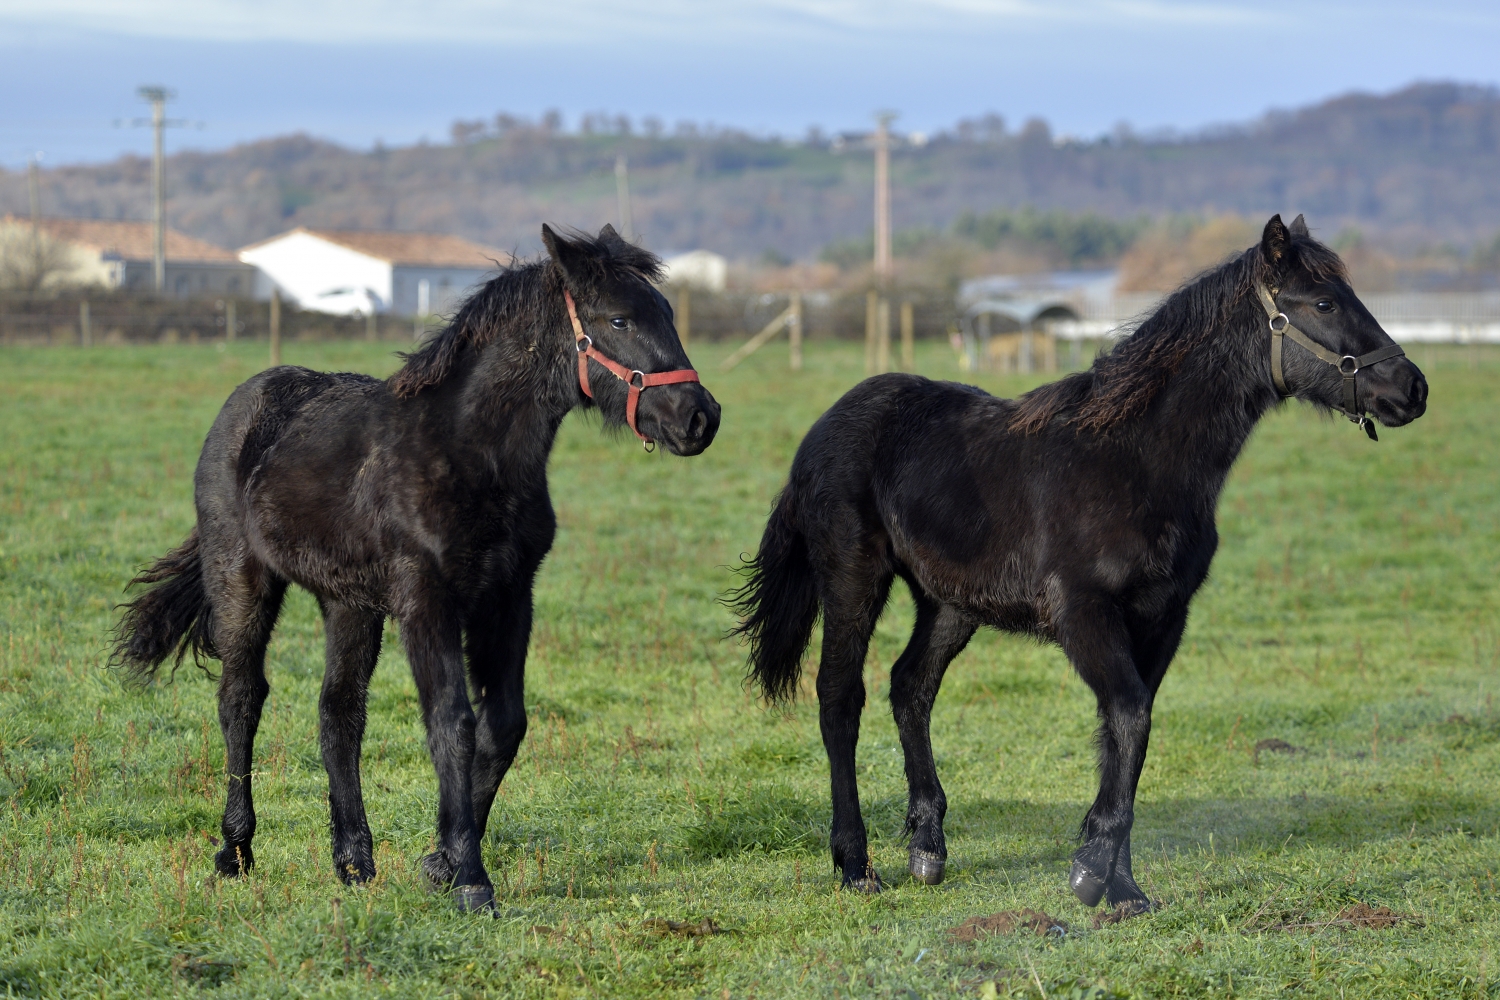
(2, 82), (1498, 261)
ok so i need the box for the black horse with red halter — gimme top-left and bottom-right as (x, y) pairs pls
(565, 289), (701, 450)
(1254, 282), (1406, 440)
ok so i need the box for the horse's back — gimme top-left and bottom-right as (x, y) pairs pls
(195, 366), (387, 572)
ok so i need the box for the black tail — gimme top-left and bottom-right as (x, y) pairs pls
(727, 488), (821, 703)
(110, 528), (217, 683)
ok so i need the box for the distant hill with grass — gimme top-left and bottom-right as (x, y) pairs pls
(3, 82), (1498, 264)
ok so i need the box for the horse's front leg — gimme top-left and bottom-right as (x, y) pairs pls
(319, 602), (383, 884)
(465, 584), (533, 840)
(889, 597), (974, 885)
(401, 592), (493, 912)
(1058, 593), (1155, 914)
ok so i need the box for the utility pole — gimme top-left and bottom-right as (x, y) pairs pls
(873, 112), (895, 288)
(137, 86), (173, 293)
(615, 154), (633, 241)
(872, 111), (897, 374)
(27, 154), (40, 229)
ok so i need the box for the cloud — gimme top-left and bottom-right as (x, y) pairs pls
(0, 0), (1296, 45)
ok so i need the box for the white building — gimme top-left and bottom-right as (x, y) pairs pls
(238, 228), (506, 316)
(660, 249), (727, 292)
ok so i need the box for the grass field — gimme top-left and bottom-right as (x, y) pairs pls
(0, 337), (1497, 999)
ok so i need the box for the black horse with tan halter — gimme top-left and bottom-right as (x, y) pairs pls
(112, 224), (719, 912)
(731, 214), (1426, 916)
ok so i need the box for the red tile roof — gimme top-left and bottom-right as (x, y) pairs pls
(241, 228), (507, 268)
(4, 216), (239, 262)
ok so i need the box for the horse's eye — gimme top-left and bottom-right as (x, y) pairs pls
(1315, 300), (1335, 313)
(609, 317), (629, 330)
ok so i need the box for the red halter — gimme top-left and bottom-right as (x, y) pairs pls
(564, 289), (700, 448)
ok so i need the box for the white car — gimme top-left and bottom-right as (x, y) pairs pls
(308, 286), (383, 316)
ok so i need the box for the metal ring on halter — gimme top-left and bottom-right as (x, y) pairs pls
(628, 370), (647, 390)
(1339, 356), (1359, 375)
(1269, 313), (1289, 332)
(576, 335), (592, 352)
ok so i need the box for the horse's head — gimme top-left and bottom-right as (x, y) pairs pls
(1256, 214), (1427, 435)
(543, 224), (721, 456)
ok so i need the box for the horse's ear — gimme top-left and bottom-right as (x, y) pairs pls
(541, 223), (594, 289)
(1288, 214), (1309, 238)
(1260, 214), (1290, 273)
(598, 223), (621, 243)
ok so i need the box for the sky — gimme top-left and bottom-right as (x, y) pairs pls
(1, 0), (1498, 169)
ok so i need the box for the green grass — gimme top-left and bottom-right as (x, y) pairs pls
(0, 337), (1497, 999)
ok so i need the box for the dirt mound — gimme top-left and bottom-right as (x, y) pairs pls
(1253, 738), (1305, 763)
(1333, 903), (1414, 929)
(643, 918), (722, 937)
(948, 910), (1068, 942)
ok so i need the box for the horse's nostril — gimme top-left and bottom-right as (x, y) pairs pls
(690, 410), (707, 438)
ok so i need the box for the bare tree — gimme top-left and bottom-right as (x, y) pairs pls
(0, 222), (74, 294)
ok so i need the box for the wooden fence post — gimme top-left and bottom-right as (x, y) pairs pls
(876, 297), (891, 374)
(678, 286), (691, 349)
(899, 300), (914, 370)
(865, 290), (878, 375)
(226, 299), (236, 343)
(79, 300), (91, 348)
(789, 292), (803, 371)
(269, 288), (282, 366)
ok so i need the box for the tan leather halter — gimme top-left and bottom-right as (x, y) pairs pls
(1254, 283), (1406, 441)
(564, 289), (700, 450)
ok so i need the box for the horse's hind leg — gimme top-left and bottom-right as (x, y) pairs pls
(319, 602), (383, 884)
(817, 561), (893, 892)
(213, 563), (287, 877)
(889, 593), (974, 885)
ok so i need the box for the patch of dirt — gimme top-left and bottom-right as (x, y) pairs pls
(1091, 900), (1155, 928)
(947, 909), (1068, 942)
(643, 917), (722, 937)
(1253, 738), (1306, 763)
(170, 954), (237, 986)
(1271, 902), (1421, 932)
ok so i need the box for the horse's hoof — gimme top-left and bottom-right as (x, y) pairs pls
(214, 844), (254, 878)
(454, 885), (496, 914)
(1070, 861), (1106, 907)
(843, 872), (884, 894)
(908, 849), (945, 885)
(335, 860), (376, 886)
(420, 851), (456, 890)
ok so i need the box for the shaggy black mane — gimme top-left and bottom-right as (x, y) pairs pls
(389, 226), (665, 398)
(1010, 229), (1348, 434)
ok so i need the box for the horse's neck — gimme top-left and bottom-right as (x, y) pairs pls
(448, 317), (578, 480)
(1141, 313), (1277, 492)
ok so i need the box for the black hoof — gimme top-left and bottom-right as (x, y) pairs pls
(335, 859), (376, 885)
(214, 844), (254, 878)
(908, 849), (945, 885)
(1070, 861), (1106, 907)
(843, 869), (884, 894)
(454, 885), (496, 914)
(421, 851), (456, 890)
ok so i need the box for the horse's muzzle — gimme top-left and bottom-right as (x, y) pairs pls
(642, 382), (721, 456)
(1366, 357), (1428, 428)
